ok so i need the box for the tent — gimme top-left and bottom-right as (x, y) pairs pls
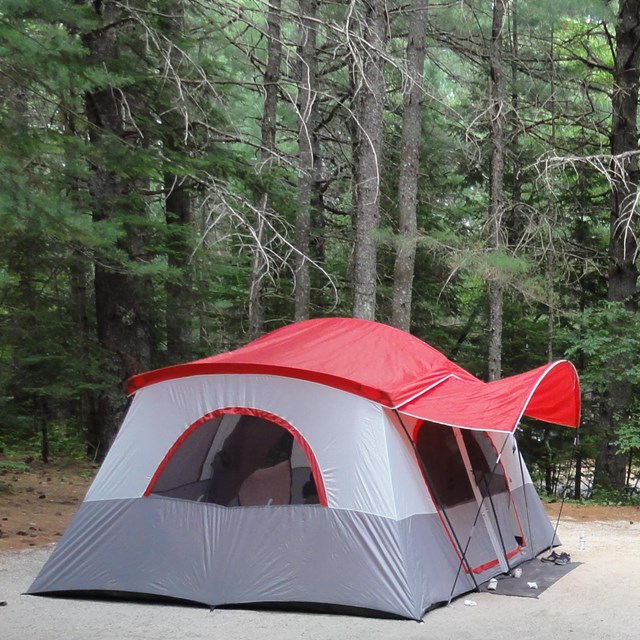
(28, 318), (580, 620)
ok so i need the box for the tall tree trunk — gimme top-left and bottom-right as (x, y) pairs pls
(507, 0), (523, 244)
(294, 0), (319, 321)
(574, 455), (583, 500)
(487, 0), (507, 381)
(84, 1), (152, 460)
(594, 0), (640, 491)
(352, 0), (387, 320)
(250, 0), (282, 338)
(391, 0), (428, 332)
(35, 397), (50, 464)
(70, 255), (94, 437)
(162, 3), (193, 363)
(165, 172), (193, 362)
(64, 101), (95, 440)
(545, 17), (555, 365)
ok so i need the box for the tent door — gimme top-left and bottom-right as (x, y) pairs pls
(415, 421), (520, 575)
(451, 428), (509, 574)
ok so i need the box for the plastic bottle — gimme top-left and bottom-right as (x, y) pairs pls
(579, 530), (586, 551)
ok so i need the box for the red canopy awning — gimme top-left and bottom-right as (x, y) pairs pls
(400, 360), (580, 434)
(129, 318), (580, 433)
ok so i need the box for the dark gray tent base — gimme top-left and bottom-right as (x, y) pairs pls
(28, 590), (416, 620)
(479, 559), (582, 598)
(204, 597), (454, 620)
(27, 485), (558, 620)
(26, 589), (208, 609)
(217, 601), (411, 619)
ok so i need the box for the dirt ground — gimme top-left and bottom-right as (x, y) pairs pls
(1, 458), (639, 552)
(0, 459), (97, 552)
(543, 498), (640, 524)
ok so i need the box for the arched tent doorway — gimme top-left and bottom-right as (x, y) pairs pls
(414, 421), (524, 574)
(145, 409), (326, 507)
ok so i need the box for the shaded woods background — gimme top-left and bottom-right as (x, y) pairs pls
(1, 1), (639, 499)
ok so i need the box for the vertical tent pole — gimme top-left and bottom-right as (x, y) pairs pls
(452, 428), (511, 575)
(545, 432), (579, 555)
(476, 457), (512, 572)
(392, 410), (480, 594)
(515, 432), (536, 556)
(445, 434), (512, 602)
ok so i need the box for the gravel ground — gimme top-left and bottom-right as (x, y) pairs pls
(1, 517), (638, 640)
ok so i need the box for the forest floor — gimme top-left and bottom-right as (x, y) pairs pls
(0, 458), (98, 552)
(1, 458), (640, 640)
(1, 457), (639, 551)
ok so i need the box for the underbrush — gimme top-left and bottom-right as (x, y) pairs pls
(541, 492), (640, 508)
(0, 480), (12, 494)
(588, 488), (640, 507)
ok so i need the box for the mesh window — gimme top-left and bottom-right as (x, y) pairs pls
(150, 412), (318, 507)
(415, 421), (475, 508)
(462, 429), (509, 498)
(151, 415), (223, 500)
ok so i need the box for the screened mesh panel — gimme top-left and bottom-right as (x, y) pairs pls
(151, 415), (222, 500)
(415, 421), (475, 508)
(151, 413), (318, 507)
(462, 429), (510, 498)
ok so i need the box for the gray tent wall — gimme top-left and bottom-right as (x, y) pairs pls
(26, 483), (553, 620)
(28, 498), (483, 619)
(492, 430), (559, 560)
(28, 373), (559, 620)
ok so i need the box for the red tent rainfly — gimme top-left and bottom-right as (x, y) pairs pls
(399, 360), (580, 434)
(129, 317), (580, 434)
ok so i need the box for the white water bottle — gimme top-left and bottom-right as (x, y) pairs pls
(579, 530), (586, 551)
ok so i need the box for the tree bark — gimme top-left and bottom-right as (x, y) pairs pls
(83, 0), (152, 460)
(352, 0), (387, 320)
(250, 0), (282, 338)
(70, 255), (94, 438)
(594, 0), (640, 491)
(162, 3), (194, 363)
(391, 0), (428, 332)
(294, 0), (319, 321)
(487, 0), (507, 381)
(165, 172), (193, 362)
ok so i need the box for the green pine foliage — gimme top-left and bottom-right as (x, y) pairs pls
(0, 0), (637, 494)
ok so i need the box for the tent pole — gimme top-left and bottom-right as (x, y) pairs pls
(515, 433), (536, 557)
(496, 433), (529, 560)
(446, 491), (485, 604)
(445, 434), (512, 603)
(546, 433), (579, 555)
(486, 435), (523, 574)
(477, 459), (512, 573)
(392, 410), (480, 595)
(452, 429), (512, 575)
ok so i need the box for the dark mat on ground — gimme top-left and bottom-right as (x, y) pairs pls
(478, 558), (582, 598)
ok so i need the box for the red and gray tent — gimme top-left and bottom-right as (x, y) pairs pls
(29, 318), (580, 619)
